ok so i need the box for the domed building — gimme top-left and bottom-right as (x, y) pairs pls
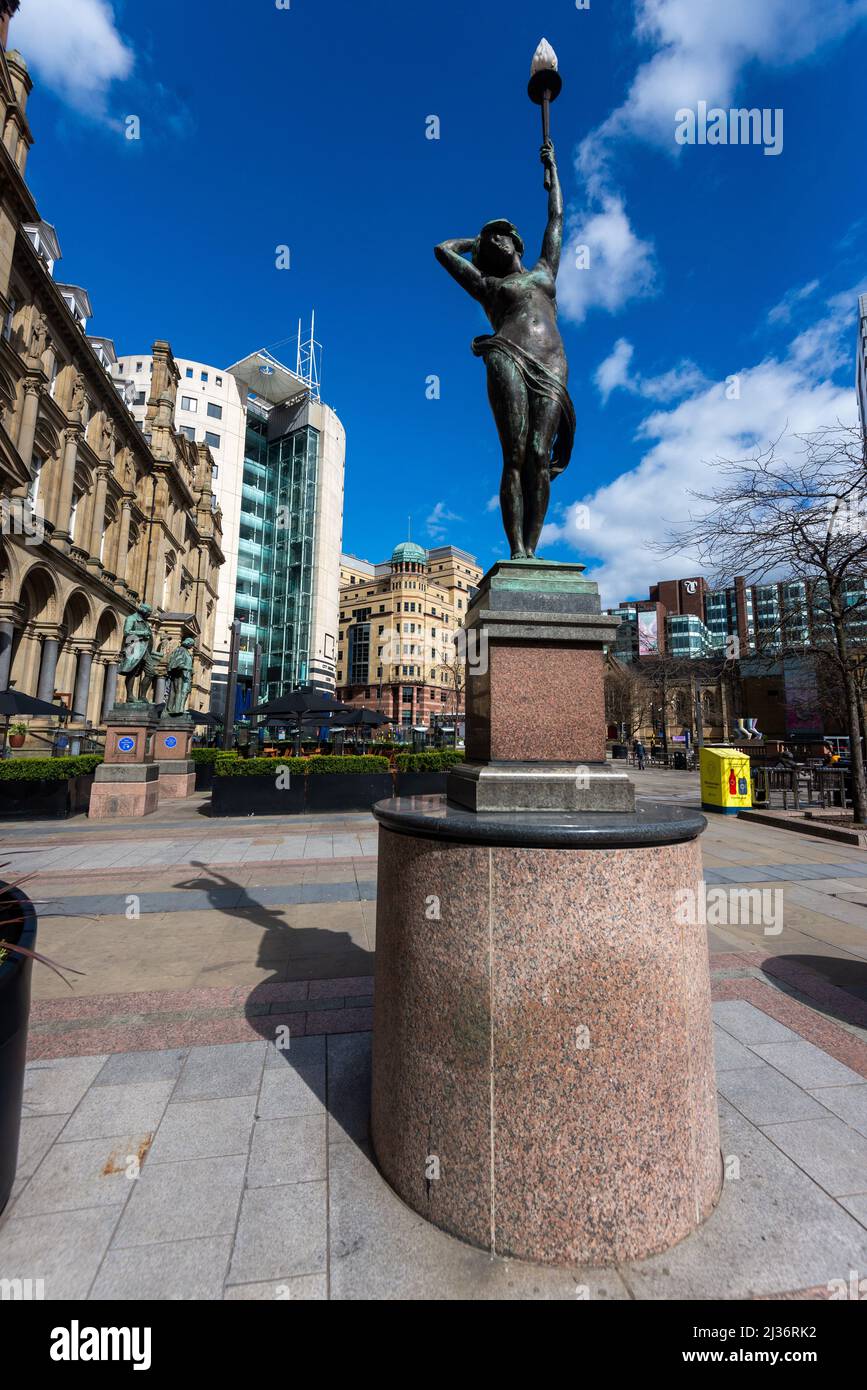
(389, 541), (428, 569)
(337, 540), (482, 735)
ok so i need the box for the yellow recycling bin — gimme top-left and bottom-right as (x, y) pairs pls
(700, 746), (753, 814)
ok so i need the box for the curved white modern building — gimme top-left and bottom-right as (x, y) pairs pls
(114, 349), (345, 711)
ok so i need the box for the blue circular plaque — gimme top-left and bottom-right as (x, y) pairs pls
(118, 736), (135, 753)
(165, 736), (178, 749)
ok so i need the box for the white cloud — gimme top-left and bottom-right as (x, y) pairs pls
(10, 0), (134, 121)
(594, 338), (707, 406)
(787, 285), (867, 375)
(767, 280), (820, 325)
(584, 0), (867, 172)
(563, 0), (867, 324)
(426, 501), (462, 542)
(594, 339), (635, 404)
(558, 197), (657, 325)
(544, 293), (861, 606)
(485, 494), (499, 512)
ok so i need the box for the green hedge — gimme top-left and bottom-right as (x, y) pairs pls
(215, 754), (390, 778)
(0, 755), (102, 782)
(191, 748), (237, 765)
(395, 751), (465, 773)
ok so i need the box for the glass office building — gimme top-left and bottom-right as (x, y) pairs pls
(223, 352), (345, 711)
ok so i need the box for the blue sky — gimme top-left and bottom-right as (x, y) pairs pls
(11, 0), (867, 603)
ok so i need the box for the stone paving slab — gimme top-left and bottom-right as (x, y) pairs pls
(4, 983), (867, 1300)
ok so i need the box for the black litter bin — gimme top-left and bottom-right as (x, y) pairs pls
(612, 744), (628, 760)
(673, 751), (687, 770)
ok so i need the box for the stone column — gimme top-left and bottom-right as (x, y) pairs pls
(71, 647), (94, 721)
(52, 429), (80, 549)
(14, 381), (41, 480)
(87, 468), (109, 568)
(0, 619), (14, 691)
(36, 636), (60, 702)
(110, 500), (132, 590)
(153, 675), (167, 706)
(100, 661), (118, 720)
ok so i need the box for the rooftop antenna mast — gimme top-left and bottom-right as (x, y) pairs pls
(295, 310), (322, 403)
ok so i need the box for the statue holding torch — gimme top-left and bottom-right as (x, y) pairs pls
(434, 39), (574, 560)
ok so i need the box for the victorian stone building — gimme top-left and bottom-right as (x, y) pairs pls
(0, 41), (223, 735)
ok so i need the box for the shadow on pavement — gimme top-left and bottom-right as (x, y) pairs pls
(761, 953), (867, 1029)
(173, 860), (373, 1151)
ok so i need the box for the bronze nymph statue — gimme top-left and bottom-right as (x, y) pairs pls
(435, 138), (574, 560)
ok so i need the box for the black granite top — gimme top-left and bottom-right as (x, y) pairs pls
(373, 795), (707, 848)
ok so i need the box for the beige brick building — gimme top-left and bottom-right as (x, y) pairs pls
(0, 43), (223, 737)
(336, 541), (482, 731)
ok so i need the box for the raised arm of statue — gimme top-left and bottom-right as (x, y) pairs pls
(434, 238), (486, 302)
(538, 141), (563, 276)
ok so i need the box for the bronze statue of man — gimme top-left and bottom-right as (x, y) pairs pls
(164, 637), (195, 717)
(435, 139), (574, 560)
(118, 602), (158, 704)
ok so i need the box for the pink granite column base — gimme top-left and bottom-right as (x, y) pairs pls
(88, 779), (160, 819)
(371, 829), (722, 1266)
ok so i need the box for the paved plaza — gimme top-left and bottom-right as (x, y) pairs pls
(2, 768), (867, 1299)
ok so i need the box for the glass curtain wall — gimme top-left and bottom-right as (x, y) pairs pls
(263, 425), (319, 698)
(236, 411), (271, 699)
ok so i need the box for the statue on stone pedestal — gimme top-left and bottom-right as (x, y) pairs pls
(164, 638), (195, 717)
(434, 42), (574, 562)
(118, 603), (159, 704)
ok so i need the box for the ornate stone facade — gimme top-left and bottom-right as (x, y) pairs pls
(0, 45), (223, 733)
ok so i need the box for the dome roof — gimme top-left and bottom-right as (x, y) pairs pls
(390, 541), (427, 565)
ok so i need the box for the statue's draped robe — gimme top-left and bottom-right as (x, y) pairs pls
(472, 333), (575, 478)
(165, 648), (193, 716)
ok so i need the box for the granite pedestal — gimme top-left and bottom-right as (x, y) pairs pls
(447, 560), (633, 814)
(88, 705), (160, 819)
(370, 798), (721, 1265)
(371, 560), (720, 1267)
(154, 716), (195, 800)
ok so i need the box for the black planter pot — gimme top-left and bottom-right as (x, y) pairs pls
(211, 774), (306, 817)
(0, 773), (95, 819)
(0, 883), (36, 1215)
(194, 762), (215, 791)
(306, 774), (394, 813)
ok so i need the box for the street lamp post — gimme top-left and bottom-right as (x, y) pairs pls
(528, 38), (563, 191)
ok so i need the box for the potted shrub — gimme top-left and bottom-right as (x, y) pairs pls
(0, 868), (82, 1214)
(7, 722), (27, 750)
(0, 871), (35, 1214)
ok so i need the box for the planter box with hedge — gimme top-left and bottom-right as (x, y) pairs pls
(211, 751), (465, 815)
(189, 747), (234, 790)
(211, 755), (390, 816)
(394, 750), (465, 797)
(0, 755), (102, 819)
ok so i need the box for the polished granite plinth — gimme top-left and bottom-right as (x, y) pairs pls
(88, 763), (160, 819)
(370, 795), (721, 1266)
(453, 561), (631, 814)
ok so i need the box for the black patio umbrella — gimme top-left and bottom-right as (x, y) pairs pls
(0, 690), (73, 719)
(251, 690), (351, 719)
(0, 688), (75, 754)
(338, 708), (390, 728)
